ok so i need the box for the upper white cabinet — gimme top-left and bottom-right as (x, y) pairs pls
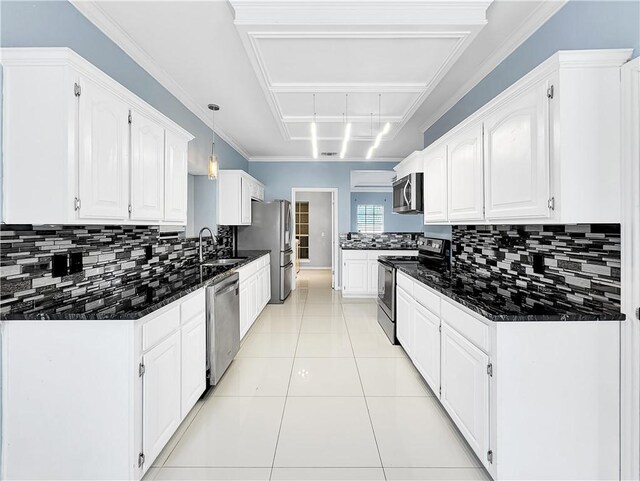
(423, 144), (448, 223)
(164, 130), (189, 223)
(447, 123), (484, 222)
(484, 78), (550, 220)
(130, 110), (166, 222)
(394, 150), (423, 179)
(217, 170), (265, 226)
(421, 49), (632, 225)
(77, 75), (130, 220)
(1, 48), (194, 225)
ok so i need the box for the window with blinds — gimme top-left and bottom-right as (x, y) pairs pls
(356, 204), (384, 233)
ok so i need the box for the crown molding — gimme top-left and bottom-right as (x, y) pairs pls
(69, 0), (252, 161)
(248, 156), (403, 163)
(419, 0), (568, 133)
(230, 1), (491, 26)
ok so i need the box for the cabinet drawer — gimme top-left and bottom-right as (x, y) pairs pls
(342, 250), (368, 260)
(258, 255), (269, 269)
(397, 272), (414, 296)
(180, 290), (205, 324)
(142, 305), (180, 351)
(237, 260), (259, 281)
(441, 299), (490, 353)
(413, 281), (440, 316)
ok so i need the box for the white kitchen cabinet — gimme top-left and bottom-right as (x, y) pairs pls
(395, 286), (414, 355)
(180, 316), (206, 419)
(447, 123), (484, 221)
(130, 110), (165, 222)
(394, 150), (424, 179)
(1, 48), (193, 226)
(164, 130), (189, 223)
(237, 254), (271, 339)
(412, 302), (441, 394)
(77, 75), (130, 220)
(423, 144), (448, 223)
(484, 79), (550, 220)
(440, 322), (490, 466)
(342, 249), (418, 297)
(142, 330), (182, 471)
(217, 170), (265, 226)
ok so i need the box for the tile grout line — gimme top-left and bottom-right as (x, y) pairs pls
(268, 293), (307, 481)
(341, 300), (388, 481)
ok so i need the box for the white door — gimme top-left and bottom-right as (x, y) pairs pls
(130, 110), (165, 221)
(447, 123), (484, 221)
(423, 145), (448, 223)
(413, 303), (441, 395)
(342, 260), (368, 295)
(77, 77), (129, 220)
(239, 282), (249, 339)
(368, 259), (379, 296)
(440, 323), (490, 466)
(164, 130), (188, 223)
(240, 177), (252, 225)
(395, 286), (414, 355)
(143, 331), (181, 468)
(180, 316), (206, 419)
(484, 80), (550, 220)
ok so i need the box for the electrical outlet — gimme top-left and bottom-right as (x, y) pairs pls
(69, 252), (83, 274)
(532, 253), (545, 275)
(52, 253), (68, 277)
(145, 245), (153, 260)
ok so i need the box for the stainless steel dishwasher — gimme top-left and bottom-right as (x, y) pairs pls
(206, 272), (240, 388)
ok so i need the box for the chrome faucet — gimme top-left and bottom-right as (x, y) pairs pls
(198, 227), (215, 263)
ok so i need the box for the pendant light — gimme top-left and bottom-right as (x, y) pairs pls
(208, 103), (220, 180)
(340, 93), (352, 159)
(310, 94), (318, 159)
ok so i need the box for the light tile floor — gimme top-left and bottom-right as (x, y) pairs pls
(144, 270), (489, 481)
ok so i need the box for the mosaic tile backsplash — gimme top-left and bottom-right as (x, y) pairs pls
(0, 224), (233, 316)
(340, 232), (419, 249)
(451, 224), (621, 315)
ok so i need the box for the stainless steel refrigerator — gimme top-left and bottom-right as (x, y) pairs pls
(237, 200), (293, 303)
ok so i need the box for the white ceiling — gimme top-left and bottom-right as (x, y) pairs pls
(72, 0), (566, 173)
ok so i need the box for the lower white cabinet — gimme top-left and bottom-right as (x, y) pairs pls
(142, 330), (182, 467)
(0, 289), (207, 480)
(341, 249), (418, 297)
(440, 322), (490, 464)
(412, 302), (441, 393)
(238, 255), (271, 339)
(395, 271), (621, 480)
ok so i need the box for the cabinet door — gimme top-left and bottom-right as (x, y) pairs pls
(143, 331), (181, 467)
(181, 316), (206, 419)
(440, 323), (490, 465)
(77, 78), (129, 220)
(264, 265), (271, 305)
(240, 177), (252, 225)
(249, 276), (258, 325)
(342, 260), (368, 295)
(164, 130), (188, 223)
(447, 123), (484, 221)
(413, 303), (441, 394)
(130, 111), (165, 221)
(257, 268), (265, 310)
(423, 145), (448, 223)
(239, 282), (250, 339)
(395, 286), (414, 355)
(484, 81), (550, 220)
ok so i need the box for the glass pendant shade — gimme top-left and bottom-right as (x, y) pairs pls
(208, 152), (218, 180)
(207, 103), (220, 180)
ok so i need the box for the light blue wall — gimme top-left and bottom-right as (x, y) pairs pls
(350, 192), (423, 233)
(248, 161), (399, 233)
(0, 0), (248, 231)
(424, 0), (640, 146)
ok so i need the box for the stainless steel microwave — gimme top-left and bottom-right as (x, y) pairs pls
(392, 172), (423, 214)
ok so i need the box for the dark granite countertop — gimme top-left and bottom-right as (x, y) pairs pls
(382, 257), (625, 322)
(1, 250), (270, 321)
(341, 245), (418, 250)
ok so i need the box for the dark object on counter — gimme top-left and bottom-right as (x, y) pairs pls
(52, 254), (68, 278)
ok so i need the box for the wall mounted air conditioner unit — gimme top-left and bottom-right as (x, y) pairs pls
(350, 170), (396, 192)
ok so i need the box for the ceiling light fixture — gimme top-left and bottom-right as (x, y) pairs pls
(208, 103), (220, 180)
(340, 94), (351, 159)
(310, 94), (318, 159)
(366, 94), (391, 159)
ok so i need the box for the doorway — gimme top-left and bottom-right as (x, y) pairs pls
(291, 188), (338, 289)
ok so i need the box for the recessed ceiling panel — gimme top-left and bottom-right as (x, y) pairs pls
(275, 91), (421, 119)
(254, 35), (464, 85)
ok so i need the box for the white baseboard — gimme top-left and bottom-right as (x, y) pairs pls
(299, 266), (332, 270)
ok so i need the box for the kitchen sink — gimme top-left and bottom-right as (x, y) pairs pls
(202, 258), (247, 267)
